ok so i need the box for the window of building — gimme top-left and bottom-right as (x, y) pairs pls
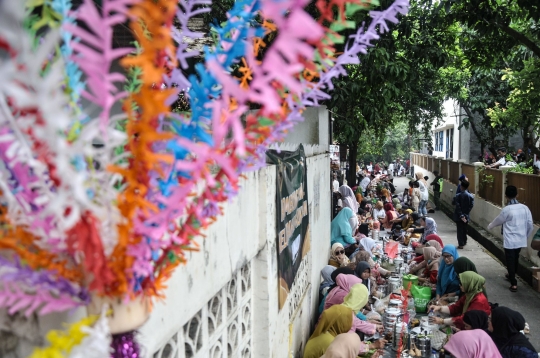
(438, 131), (443, 152)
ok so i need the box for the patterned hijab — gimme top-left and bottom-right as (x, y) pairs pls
(423, 217), (437, 237)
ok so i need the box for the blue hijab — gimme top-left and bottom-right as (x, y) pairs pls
(436, 245), (460, 296)
(330, 207), (356, 247)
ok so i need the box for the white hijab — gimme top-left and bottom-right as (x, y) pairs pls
(339, 185), (358, 213)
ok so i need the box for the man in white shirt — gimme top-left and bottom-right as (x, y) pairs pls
(367, 162), (373, 173)
(487, 185), (534, 292)
(359, 175), (371, 195)
(487, 147), (507, 169)
(332, 174), (340, 193)
(388, 162), (394, 174)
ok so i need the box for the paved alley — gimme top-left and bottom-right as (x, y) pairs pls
(392, 176), (540, 350)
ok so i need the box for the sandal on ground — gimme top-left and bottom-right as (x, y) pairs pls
(509, 285), (517, 292)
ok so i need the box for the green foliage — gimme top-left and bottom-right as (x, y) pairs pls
(356, 122), (420, 163)
(328, 0), (461, 183)
(505, 164), (535, 174)
(439, 0), (540, 156)
(201, 0), (235, 26)
(487, 58), (540, 151)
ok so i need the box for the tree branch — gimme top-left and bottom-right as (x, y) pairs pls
(484, 18), (540, 58)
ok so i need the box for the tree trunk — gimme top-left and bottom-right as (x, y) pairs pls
(348, 143), (358, 187)
(461, 105), (492, 157)
(524, 135), (540, 158)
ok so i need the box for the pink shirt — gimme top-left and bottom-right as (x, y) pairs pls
(350, 314), (377, 335)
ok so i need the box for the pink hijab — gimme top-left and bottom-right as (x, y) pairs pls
(324, 274), (362, 311)
(444, 330), (502, 358)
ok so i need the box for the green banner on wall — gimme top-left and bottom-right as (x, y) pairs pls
(267, 145), (311, 310)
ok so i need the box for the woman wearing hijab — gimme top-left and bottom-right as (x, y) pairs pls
(320, 268), (355, 315)
(407, 217), (437, 240)
(380, 188), (391, 202)
(417, 247), (440, 287)
(305, 294), (385, 357)
(320, 333), (362, 358)
(408, 217), (438, 255)
(359, 237), (376, 254)
(409, 234), (444, 266)
(490, 306), (537, 358)
(463, 310), (489, 331)
(342, 283), (382, 334)
(349, 250), (390, 280)
(435, 245), (461, 300)
(429, 271), (490, 330)
(320, 265), (337, 295)
(331, 207), (357, 248)
(304, 305), (353, 358)
(324, 273), (362, 311)
(380, 202), (398, 230)
(453, 257), (487, 298)
(328, 243), (350, 268)
(372, 201), (386, 221)
(453, 256), (478, 275)
(357, 223), (369, 238)
(339, 185), (359, 213)
(354, 261), (377, 296)
(399, 209), (414, 230)
(444, 330), (502, 358)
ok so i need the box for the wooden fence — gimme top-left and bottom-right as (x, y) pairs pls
(409, 153), (540, 221)
(449, 161), (460, 185)
(507, 172), (540, 223)
(440, 160), (448, 181)
(461, 164), (476, 194)
(478, 168), (503, 206)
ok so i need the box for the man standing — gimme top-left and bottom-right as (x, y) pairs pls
(332, 174), (340, 193)
(487, 185), (533, 292)
(453, 180), (474, 249)
(430, 170), (443, 210)
(388, 162), (395, 179)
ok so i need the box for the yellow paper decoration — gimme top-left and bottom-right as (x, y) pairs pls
(29, 316), (98, 358)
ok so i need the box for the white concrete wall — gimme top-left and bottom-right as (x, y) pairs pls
(283, 106), (330, 146)
(413, 160), (540, 266)
(137, 151), (331, 357)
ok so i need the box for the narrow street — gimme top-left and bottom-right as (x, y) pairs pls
(392, 176), (540, 350)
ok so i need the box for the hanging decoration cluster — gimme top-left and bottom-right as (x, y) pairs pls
(0, 0), (408, 354)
